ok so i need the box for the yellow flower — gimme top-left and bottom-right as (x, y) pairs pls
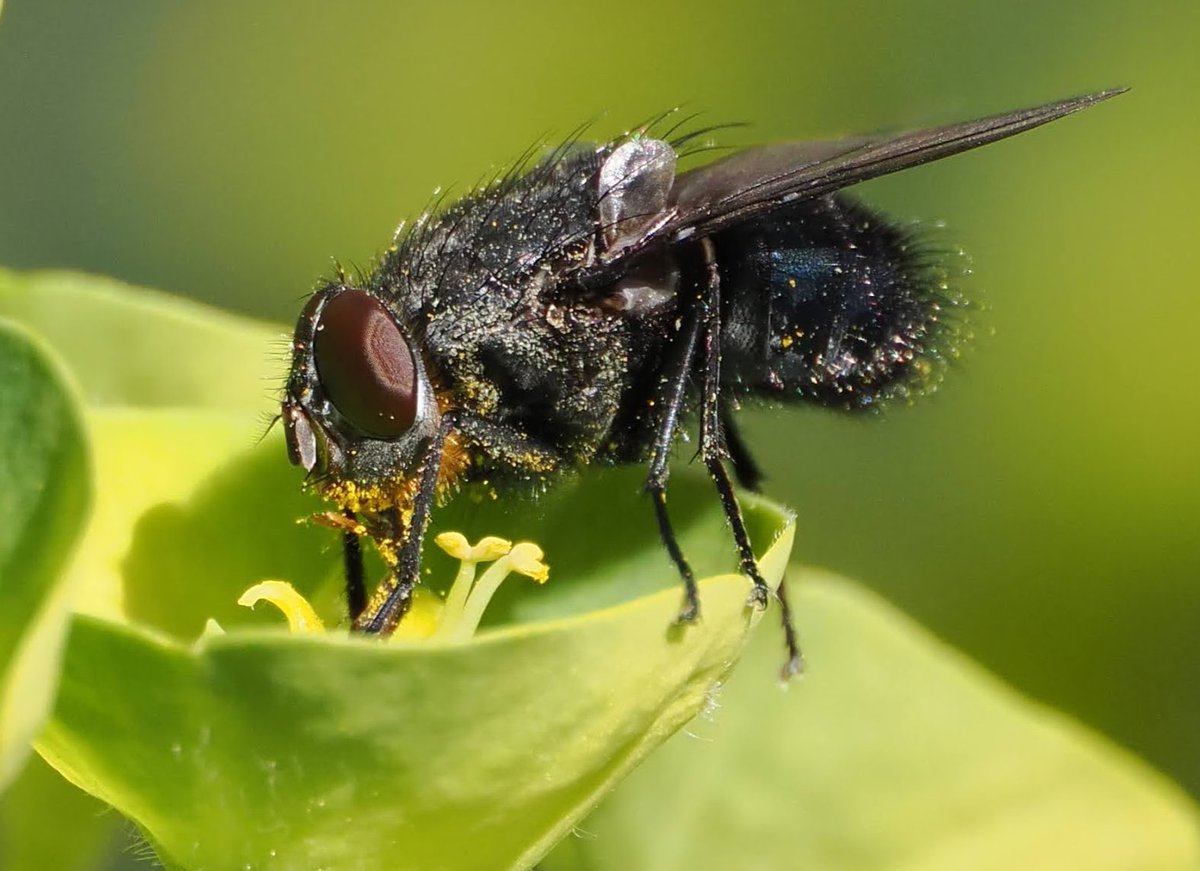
(237, 532), (550, 641)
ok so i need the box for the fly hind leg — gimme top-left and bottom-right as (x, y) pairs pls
(695, 239), (768, 610)
(720, 407), (763, 493)
(697, 238), (802, 676)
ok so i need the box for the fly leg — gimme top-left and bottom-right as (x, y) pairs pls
(354, 412), (457, 635)
(697, 237), (802, 677)
(694, 238), (767, 608)
(775, 576), (803, 678)
(351, 411), (559, 636)
(453, 415), (561, 476)
(342, 510), (368, 620)
(644, 284), (705, 624)
(720, 407), (763, 493)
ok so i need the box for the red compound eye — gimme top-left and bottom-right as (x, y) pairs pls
(312, 290), (418, 439)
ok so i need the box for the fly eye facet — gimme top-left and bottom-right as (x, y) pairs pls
(313, 290), (418, 439)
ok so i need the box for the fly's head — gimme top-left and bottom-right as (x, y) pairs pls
(283, 284), (441, 520)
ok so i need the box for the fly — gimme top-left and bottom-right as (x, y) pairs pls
(282, 89), (1124, 675)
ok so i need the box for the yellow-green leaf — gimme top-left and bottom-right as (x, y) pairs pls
(545, 574), (1200, 871)
(38, 459), (793, 871)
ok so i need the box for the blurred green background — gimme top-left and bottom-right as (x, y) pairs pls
(0, 0), (1195, 824)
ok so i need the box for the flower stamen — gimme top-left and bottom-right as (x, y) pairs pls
(235, 532), (549, 641)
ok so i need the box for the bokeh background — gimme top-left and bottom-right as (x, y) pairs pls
(0, 0), (1195, 817)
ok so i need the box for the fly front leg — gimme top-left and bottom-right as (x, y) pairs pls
(341, 510), (368, 620)
(453, 415), (562, 477)
(351, 410), (559, 637)
(354, 412), (458, 636)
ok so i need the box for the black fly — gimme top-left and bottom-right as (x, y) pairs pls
(282, 90), (1123, 675)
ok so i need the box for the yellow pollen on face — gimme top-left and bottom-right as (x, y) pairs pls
(321, 479), (398, 515)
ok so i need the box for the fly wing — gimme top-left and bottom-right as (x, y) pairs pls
(664, 89), (1125, 241)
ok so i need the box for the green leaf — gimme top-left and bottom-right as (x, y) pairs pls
(37, 450), (794, 871)
(0, 268), (280, 411)
(544, 573), (1200, 871)
(0, 320), (90, 791)
(12, 270), (1195, 871)
(61, 410), (327, 632)
(0, 754), (119, 871)
(0, 267), (797, 869)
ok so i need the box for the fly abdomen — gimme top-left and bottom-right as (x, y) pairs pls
(718, 193), (965, 411)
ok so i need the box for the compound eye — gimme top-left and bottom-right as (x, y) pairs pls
(312, 290), (418, 439)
